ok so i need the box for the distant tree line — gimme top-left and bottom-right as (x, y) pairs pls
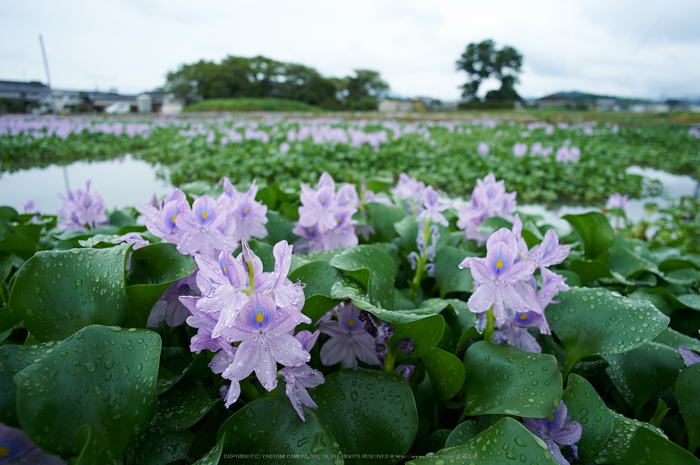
(162, 55), (389, 110)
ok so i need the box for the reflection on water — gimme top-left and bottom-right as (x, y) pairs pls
(519, 166), (700, 234)
(0, 154), (173, 214)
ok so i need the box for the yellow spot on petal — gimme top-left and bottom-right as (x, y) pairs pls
(226, 188), (230, 193)
(223, 266), (227, 275)
(520, 314), (528, 320)
(307, 227), (314, 235)
(548, 414), (554, 422)
(244, 207), (249, 213)
(348, 318), (355, 327)
(202, 211), (208, 219)
(321, 197), (326, 203)
(85, 201), (90, 207)
(0, 446), (9, 458)
(496, 259), (503, 269)
(172, 214), (177, 223)
(336, 217), (341, 223)
(256, 312), (264, 323)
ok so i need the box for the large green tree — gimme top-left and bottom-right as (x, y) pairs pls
(163, 56), (387, 110)
(456, 40), (523, 101)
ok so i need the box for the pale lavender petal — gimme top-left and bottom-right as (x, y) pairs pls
(320, 335), (350, 366)
(268, 332), (310, 368)
(680, 346), (700, 366)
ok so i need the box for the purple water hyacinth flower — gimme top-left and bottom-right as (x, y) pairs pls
(689, 127), (700, 138)
(394, 173), (425, 215)
(57, 180), (108, 231)
(679, 346), (700, 366)
(336, 184), (359, 209)
(148, 273), (199, 328)
(459, 228), (538, 326)
(175, 195), (235, 258)
(418, 186), (450, 227)
(143, 188), (188, 244)
(529, 229), (571, 271)
(282, 330), (325, 422)
(280, 142), (290, 153)
(23, 199), (39, 215)
(0, 423), (66, 465)
(457, 173), (517, 244)
(536, 268), (569, 316)
(319, 302), (379, 368)
(477, 142), (489, 156)
(513, 142), (528, 157)
(523, 401), (582, 465)
(606, 192), (628, 210)
(394, 364), (416, 381)
(229, 181), (268, 242)
(492, 321), (542, 354)
(219, 293), (311, 394)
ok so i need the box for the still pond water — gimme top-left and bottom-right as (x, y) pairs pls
(0, 157), (698, 229)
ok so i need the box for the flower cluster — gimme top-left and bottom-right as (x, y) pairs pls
(56, 180), (108, 232)
(605, 192), (628, 210)
(182, 239), (319, 418)
(394, 173), (425, 215)
(555, 145), (581, 164)
(457, 173), (517, 244)
(293, 172), (358, 253)
(477, 142), (489, 156)
(143, 181), (268, 259)
(459, 215), (571, 353)
(523, 400), (582, 465)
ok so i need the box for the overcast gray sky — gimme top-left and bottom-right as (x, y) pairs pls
(2, 0), (699, 101)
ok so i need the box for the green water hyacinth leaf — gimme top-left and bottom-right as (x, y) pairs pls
(548, 287), (670, 378)
(476, 216), (543, 248)
(561, 374), (614, 459)
(653, 327), (700, 352)
(0, 234), (36, 260)
(153, 381), (219, 431)
(564, 211), (615, 260)
(677, 293), (700, 311)
(604, 342), (683, 417)
(313, 369), (418, 465)
(433, 246), (473, 298)
(676, 363), (700, 454)
(9, 244), (131, 341)
(608, 244), (662, 278)
(330, 245), (396, 309)
(367, 202), (407, 242)
(422, 347), (465, 401)
(125, 242), (196, 328)
(618, 426), (700, 465)
(0, 342), (54, 426)
(125, 426), (195, 465)
(14, 325), (161, 463)
(568, 259), (613, 285)
(461, 341), (562, 417)
(193, 432), (225, 465)
(444, 420), (479, 448)
(591, 411), (669, 464)
(217, 398), (342, 463)
(289, 261), (342, 323)
(407, 417), (557, 465)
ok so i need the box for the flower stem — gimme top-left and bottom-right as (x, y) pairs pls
(408, 218), (433, 301)
(384, 344), (397, 374)
(483, 307), (495, 342)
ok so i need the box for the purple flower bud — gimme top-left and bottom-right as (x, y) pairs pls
(219, 384), (230, 400)
(395, 364), (415, 381)
(425, 263), (436, 277)
(376, 321), (395, 345)
(396, 337), (415, 358)
(407, 251), (419, 270)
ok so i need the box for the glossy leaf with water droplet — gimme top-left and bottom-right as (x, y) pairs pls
(568, 259), (614, 285)
(618, 426), (700, 465)
(217, 398), (342, 463)
(330, 245), (396, 310)
(125, 242), (196, 328)
(548, 287), (670, 375)
(590, 411), (668, 464)
(154, 380), (219, 431)
(13, 325), (161, 463)
(192, 432), (225, 465)
(289, 261), (342, 324)
(433, 246), (473, 298)
(9, 244), (131, 341)
(422, 347), (465, 402)
(563, 212), (615, 261)
(608, 242), (662, 279)
(676, 363), (700, 454)
(407, 417), (557, 464)
(125, 426), (194, 465)
(313, 368), (418, 465)
(561, 374), (614, 459)
(444, 420), (478, 448)
(461, 341), (562, 417)
(604, 342), (683, 417)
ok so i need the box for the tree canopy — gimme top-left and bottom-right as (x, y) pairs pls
(456, 40), (523, 101)
(163, 56), (389, 110)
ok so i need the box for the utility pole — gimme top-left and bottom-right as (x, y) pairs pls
(39, 34), (57, 114)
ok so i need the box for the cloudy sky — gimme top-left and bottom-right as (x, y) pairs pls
(2, 0), (699, 101)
